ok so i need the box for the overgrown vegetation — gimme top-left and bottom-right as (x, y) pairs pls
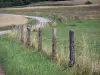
(28, 18), (37, 25)
(0, 4), (100, 75)
(1, 19), (100, 75)
(0, 35), (66, 75)
(31, 19), (100, 75)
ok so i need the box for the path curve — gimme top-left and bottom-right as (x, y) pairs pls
(0, 14), (51, 35)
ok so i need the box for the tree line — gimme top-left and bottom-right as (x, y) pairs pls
(0, 0), (64, 8)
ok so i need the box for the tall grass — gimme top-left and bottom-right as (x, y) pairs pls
(0, 5), (100, 75)
(30, 19), (100, 75)
(5, 13), (100, 75)
(0, 35), (66, 75)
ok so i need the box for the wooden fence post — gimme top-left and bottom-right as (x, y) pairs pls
(69, 30), (75, 67)
(52, 29), (56, 60)
(26, 24), (32, 48)
(16, 25), (20, 40)
(38, 28), (42, 51)
(20, 25), (24, 43)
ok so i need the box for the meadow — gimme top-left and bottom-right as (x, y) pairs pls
(0, 4), (100, 20)
(30, 0), (100, 6)
(0, 35), (66, 75)
(29, 19), (100, 75)
(0, 4), (100, 75)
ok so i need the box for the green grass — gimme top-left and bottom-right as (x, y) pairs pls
(0, 17), (100, 75)
(0, 7), (100, 75)
(28, 18), (37, 25)
(0, 35), (66, 75)
(0, 25), (14, 30)
(39, 19), (100, 75)
(42, 19), (100, 57)
(1, 19), (100, 75)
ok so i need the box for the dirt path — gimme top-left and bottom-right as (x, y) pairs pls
(0, 14), (50, 35)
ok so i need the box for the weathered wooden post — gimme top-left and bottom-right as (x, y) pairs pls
(16, 25), (20, 40)
(69, 30), (75, 67)
(38, 28), (42, 51)
(20, 25), (24, 43)
(26, 24), (32, 48)
(52, 29), (56, 60)
(48, 22), (52, 27)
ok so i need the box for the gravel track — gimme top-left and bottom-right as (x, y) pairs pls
(0, 14), (50, 35)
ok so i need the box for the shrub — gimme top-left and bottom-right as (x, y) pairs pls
(85, 0), (92, 4)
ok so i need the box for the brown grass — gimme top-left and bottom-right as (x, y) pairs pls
(0, 4), (100, 20)
(0, 14), (28, 27)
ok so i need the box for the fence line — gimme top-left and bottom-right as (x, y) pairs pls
(38, 28), (42, 51)
(15, 23), (75, 67)
(20, 25), (24, 43)
(69, 30), (75, 67)
(26, 24), (32, 48)
(52, 29), (56, 60)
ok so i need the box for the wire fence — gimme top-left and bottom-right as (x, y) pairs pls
(13, 24), (75, 67)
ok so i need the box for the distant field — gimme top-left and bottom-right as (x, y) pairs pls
(0, 4), (100, 75)
(29, 0), (100, 6)
(0, 4), (100, 20)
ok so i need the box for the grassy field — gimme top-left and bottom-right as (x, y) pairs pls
(0, 4), (100, 20)
(23, 18), (100, 75)
(0, 19), (100, 75)
(32, 19), (100, 75)
(0, 35), (67, 75)
(0, 4), (100, 75)
(29, 0), (100, 6)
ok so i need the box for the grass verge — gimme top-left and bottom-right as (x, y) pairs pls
(0, 35), (66, 75)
